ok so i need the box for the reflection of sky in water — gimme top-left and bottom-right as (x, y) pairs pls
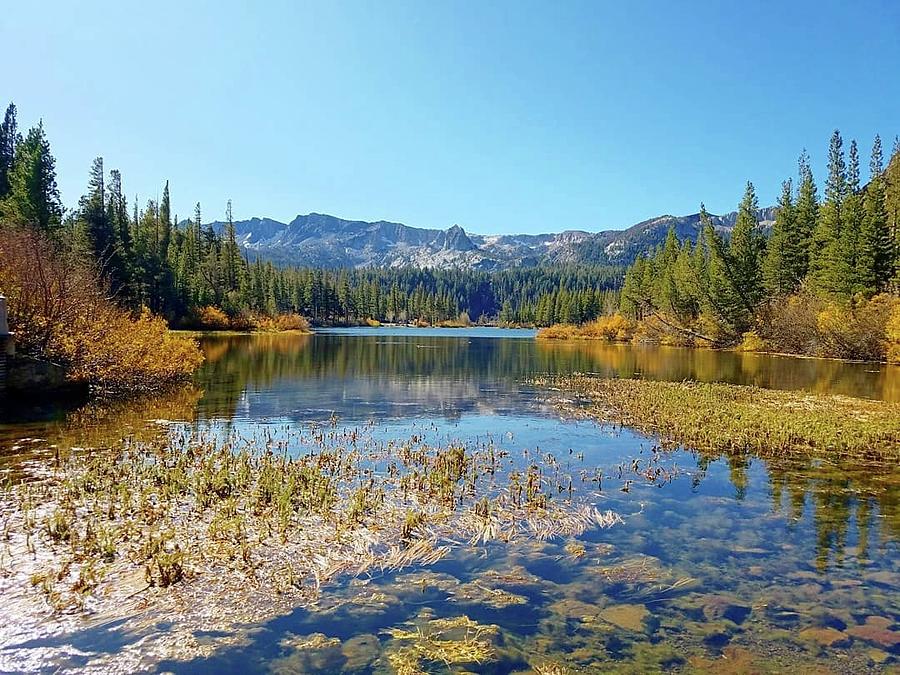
(3, 330), (898, 673)
(176, 332), (900, 672)
(170, 406), (898, 674)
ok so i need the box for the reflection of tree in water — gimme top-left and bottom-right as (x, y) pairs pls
(0, 386), (203, 475)
(194, 334), (899, 566)
(535, 341), (899, 402)
(195, 334), (550, 420)
(692, 446), (899, 571)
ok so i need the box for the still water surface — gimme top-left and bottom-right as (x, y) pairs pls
(2, 329), (899, 673)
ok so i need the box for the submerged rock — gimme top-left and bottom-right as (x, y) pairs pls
(599, 603), (650, 632)
(867, 648), (891, 665)
(798, 627), (851, 649)
(340, 633), (381, 672)
(452, 581), (528, 609)
(272, 632), (344, 674)
(846, 616), (900, 650)
(687, 646), (760, 674)
(548, 597), (601, 620)
(701, 595), (751, 625)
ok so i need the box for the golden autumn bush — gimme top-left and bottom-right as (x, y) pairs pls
(252, 312), (311, 332)
(537, 314), (637, 341)
(59, 306), (204, 394)
(756, 291), (898, 361)
(195, 305), (231, 330)
(888, 303), (900, 365)
(0, 224), (203, 394)
(189, 306), (310, 333)
(815, 294), (897, 361)
(736, 330), (766, 352)
(582, 313), (636, 340)
(757, 293), (822, 355)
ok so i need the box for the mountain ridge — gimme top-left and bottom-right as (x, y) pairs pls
(205, 206), (777, 270)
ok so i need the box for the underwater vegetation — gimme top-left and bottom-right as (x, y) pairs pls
(2, 334), (899, 673)
(0, 418), (619, 663)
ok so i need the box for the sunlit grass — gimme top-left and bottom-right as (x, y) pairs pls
(538, 375), (900, 458)
(0, 420), (619, 624)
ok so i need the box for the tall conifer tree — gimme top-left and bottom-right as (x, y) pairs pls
(728, 181), (764, 312)
(0, 121), (62, 231)
(858, 135), (893, 293)
(809, 130), (849, 296)
(791, 151), (818, 283)
(763, 179), (796, 296)
(842, 139), (864, 293)
(0, 103), (19, 200)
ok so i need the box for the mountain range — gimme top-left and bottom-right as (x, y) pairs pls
(207, 207), (777, 270)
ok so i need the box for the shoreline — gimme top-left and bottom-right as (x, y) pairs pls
(536, 334), (897, 367)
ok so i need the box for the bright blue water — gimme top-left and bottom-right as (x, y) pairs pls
(2, 329), (897, 674)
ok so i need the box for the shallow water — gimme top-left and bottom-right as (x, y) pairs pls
(1, 329), (899, 673)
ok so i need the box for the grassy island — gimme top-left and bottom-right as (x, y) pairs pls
(536, 375), (900, 459)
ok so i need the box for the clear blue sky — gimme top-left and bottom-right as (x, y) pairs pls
(3, 1), (899, 234)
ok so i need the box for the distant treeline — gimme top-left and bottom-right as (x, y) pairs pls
(0, 102), (620, 328)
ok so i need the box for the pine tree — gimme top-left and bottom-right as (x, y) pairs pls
(0, 121), (62, 231)
(809, 130), (849, 296)
(728, 181), (765, 311)
(763, 179), (796, 296)
(700, 204), (747, 337)
(653, 227), (681, 315)
(886, 142), (900, 279)
(857, 135), (893, 294)
(80, 158), (121, 283)
(791, 151), (818, 284)
(222, 199), (243, 297)
(672, 239), (700, 321)
(194, 202), (203, 269)
(106, 168), (134, 300)
(842, 139), (864, 293)
(0, 103), (19, 200)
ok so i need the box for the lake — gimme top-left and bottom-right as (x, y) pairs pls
(1, 328), (898, 673)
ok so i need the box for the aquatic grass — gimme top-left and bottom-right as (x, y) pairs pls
(537, 375), (900, 459)
(0, 420), (620, 646)
(384, 615), (498, 672)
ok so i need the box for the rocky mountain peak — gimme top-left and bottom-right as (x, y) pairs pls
(204, 205), (777, 270)
(442, 224), (477, 252)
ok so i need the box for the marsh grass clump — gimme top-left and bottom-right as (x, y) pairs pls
(0, 421), (620, 633)
(538, 375), (900, 459)
(384, 615), (498, 672)
(43, 508), (74, 543)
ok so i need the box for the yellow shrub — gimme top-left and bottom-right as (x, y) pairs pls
(736, 330), (766, 352)
(0, 224), (203, 395)
(816, 294), (897, 361)
(536, 324), (578, 340)
(249, 312), (311, 332)
(757, 293), (821, 355)
(61, 307), (204, 395)
(580, 314), (636, 341)
(195, 305), (231, 330)
(886, 302), (900, 365)
(273, 313), (311, 332)
(537, 315), (636, 341)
